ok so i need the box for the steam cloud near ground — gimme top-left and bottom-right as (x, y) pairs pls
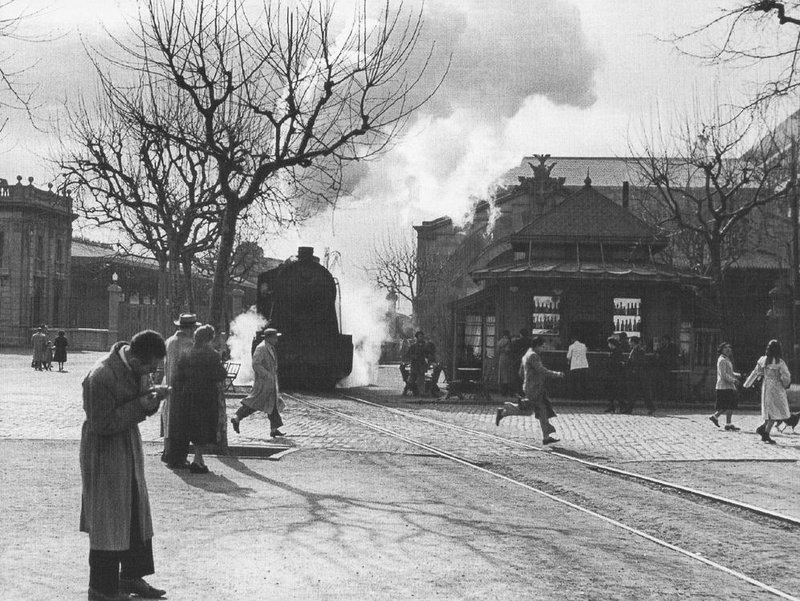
(337, 282), (390, 388)
(227, 307), (267, 386)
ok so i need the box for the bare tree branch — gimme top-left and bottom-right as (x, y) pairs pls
(82, 0), (445, 328)
(629, 109), (795, 331)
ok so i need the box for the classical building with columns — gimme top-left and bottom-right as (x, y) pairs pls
(0, 177), (74, 346)
(0, 175), (262, 350)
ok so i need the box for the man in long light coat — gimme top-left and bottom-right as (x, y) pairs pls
(161, 313), (199, 468)
(80, 330), (169, 601)
(230, 327), (285, 437)
(495, 335), (564, 444)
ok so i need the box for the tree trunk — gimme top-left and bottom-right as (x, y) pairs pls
(181, 256), (196, 313)
(168, 255), (183, 314)
(156, 260), (171, 337)
(709, 238), (729, 337)
(207, 205), (239, 456)
(209, 204), (239, 331)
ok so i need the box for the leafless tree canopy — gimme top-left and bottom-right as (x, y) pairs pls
(85, 0), (443, 327)
(366, 230), (419, 304)
(675, 1), (800, 112)
(630, 110), (795, 329)
(58, 85), (224, 316)
(0, 0), (47, 127)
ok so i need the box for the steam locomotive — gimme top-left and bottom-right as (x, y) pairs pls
(256, 246), (353, 390)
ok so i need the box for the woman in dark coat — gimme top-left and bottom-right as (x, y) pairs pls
(172, 324), (227, 473)
(54, 330), (68, 372)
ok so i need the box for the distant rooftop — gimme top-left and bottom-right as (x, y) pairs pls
(498, 156), (720, 190)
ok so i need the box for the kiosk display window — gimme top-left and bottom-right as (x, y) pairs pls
(532, 295), (561, 334)
(613, 297), (641, 333)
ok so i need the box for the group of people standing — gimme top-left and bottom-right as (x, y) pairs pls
(160, 314), (286, 473)
(496, 329), (676, 416)
(602, 333), (664, 416)
(79, 315), (286, 600)
(30, 325), (69, 372)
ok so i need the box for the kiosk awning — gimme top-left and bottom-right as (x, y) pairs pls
(471, 260), (710, 285)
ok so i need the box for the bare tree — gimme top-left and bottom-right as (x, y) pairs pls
(58, 86), (224, 330)
(0, 0), (45, 128)
(675, 1), (800, 113)
(366, 230), (419, 306)
(630, 111), (794, 332)
(93, 0), (443, 329)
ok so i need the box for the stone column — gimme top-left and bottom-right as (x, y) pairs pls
(107, 281), (123, 346)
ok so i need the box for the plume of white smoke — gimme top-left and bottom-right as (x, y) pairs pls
(226, 306), (267, 385)
(337, 281), (390, 388)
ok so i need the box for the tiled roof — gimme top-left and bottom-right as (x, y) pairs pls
(498, 156), (714, 189)
(71, 239), (160, 269)
(512, 182), (660, 243)
(471, 259), (710, 285)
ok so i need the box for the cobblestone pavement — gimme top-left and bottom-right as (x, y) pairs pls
(4, 350), (800, 600)
(3, 350), (800, 465)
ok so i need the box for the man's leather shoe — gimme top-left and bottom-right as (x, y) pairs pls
(270, 429), (285, 438)
(119, 577), (166, 599)
(166, 460), (190, 470)
(542, 437), (560, 445)
(87, 587), (131, 600)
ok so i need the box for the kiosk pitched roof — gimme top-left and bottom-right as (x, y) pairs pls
(512, 180), (662, 244)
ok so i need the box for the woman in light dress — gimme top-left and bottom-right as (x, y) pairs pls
(743, 339), (791, 444)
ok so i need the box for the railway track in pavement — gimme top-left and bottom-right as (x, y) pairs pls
(286, 391), (800, 600)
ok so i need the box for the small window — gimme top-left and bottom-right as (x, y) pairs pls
(464, 315), (482, 362)
(484, 315), (496, 359)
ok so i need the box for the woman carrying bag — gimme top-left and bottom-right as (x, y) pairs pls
(743, 339), (791, 444)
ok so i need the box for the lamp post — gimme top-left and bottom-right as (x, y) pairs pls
(791, 140), (800, 372)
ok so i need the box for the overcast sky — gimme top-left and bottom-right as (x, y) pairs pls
(0, 1), (791, 303)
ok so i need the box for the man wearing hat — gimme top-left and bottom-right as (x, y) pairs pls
(161, 313), (200, 468)
(231, 327), (285, 437)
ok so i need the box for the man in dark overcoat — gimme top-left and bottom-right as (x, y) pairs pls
(161, 313), (199, 468)
(80, 330), (169, 601)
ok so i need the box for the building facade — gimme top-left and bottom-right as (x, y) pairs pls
(0, 177), (74, 346)
(0, 175), (266, 349)
(414, 156), (788, 398)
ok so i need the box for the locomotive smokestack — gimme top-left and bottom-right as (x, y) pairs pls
(298, 246), (315, 262)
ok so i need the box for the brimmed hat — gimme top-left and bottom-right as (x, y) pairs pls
(174, 313), (200, 327)
(263, 327), (281, 337)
